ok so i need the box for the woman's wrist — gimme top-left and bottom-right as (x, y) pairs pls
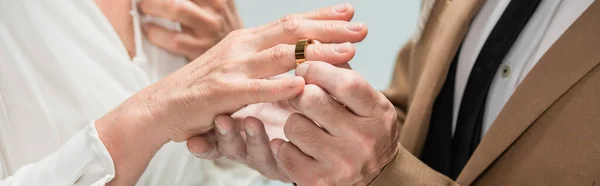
(95, 101), (170, 185)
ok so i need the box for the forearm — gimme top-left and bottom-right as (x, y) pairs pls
(95, 102), (170, 185)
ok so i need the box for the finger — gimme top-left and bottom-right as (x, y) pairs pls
(296, 62), (383, 117)
(257, 3), (355, 31)
(190, 0), (240, 36)
(191, 0), (223, 11)
(222, 0), (242, 30)
(257, 19), (367, 50)
(138, 0), (220, 31)
(143, 23), (213, 59)
(214, 115), (247, 162)
(244, 42), (355, 78)
(287, 85), (353, 135)
(187, 132), (222, 160)
(236, 76), (305, 105)
(283, 113), (335, 159)
(244, 117), (291, 181)
(271, 140), (316, 183)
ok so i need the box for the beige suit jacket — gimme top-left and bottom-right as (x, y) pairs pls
(371, 0), (600, 185)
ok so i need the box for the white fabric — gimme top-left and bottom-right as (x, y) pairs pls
(453, 0), (594, 137)
(0, 0), (273, 185)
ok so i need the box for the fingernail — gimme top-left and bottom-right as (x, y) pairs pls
(193, 151), (210, 158)
(346, 22), (364, 32)
(335, 43), (351, 53)
(245, 126), (255, 137)
(295, 63), (309, 76)
(333, 3), (349, 13)
(215, 121), (227, 135)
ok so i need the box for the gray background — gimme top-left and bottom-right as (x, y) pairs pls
(235, 0), (420, 90)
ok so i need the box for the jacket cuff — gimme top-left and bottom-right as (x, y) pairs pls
(369, 145), (457, 186)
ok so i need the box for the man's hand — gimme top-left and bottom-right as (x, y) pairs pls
(186, 60), (400, 185)
(272, 61), (400, 185)
(139, 0), (243, 60)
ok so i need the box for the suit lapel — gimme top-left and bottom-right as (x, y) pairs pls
(458, 1), (600, 184)
(400, 0), (485, 155)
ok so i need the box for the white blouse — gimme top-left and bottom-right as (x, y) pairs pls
(0, 0), (270, 185)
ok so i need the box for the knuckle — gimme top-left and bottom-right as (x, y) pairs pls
(245, 156), (268, 167)
(212, 0), (228, 13)
(222, 148), (246, 162)
(336, 72), (365, 93)
(248, 80), (263, 94)
(284, 114), (302, 134)
(382, 103), (398, 123)
(166, 0), (184, 16)
(336, 159), (359, 181)
(302, 85), (326, 104)
(269, 44), (289, 62)
(278, 144), (299, 172)
(281, 19), (302, 36)
(170, 35), (186, 50)
(323, 22), (338, 35)
(240, 80), (262, 102)
(309, 45), (325, 58)
(279, 14), (298, 24)
(207, 17), (222, 31)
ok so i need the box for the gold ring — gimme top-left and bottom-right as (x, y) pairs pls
(295, 39), (314, 65)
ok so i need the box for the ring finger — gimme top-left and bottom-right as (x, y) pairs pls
(244, 42), (355, 78)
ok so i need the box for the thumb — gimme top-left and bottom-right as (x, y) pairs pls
(239, 76), (305, 104)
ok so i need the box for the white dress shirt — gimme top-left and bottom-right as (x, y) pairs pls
(0, 0), (269, 185)
(453, 0), (594, 137)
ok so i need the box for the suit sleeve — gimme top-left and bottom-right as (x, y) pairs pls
(374, 42), (459, 186)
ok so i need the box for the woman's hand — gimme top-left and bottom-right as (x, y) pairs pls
(148, 4), (365, 142)
(139, 0), (243, 60)
(97, 3), (365, 185)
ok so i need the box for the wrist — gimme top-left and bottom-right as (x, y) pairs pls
(95, 102), (171, 185)
(96, 103), (171, 151)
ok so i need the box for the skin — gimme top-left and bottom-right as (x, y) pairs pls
(187, 4), (400, 185)
(90, 2), (368, 185)
(94, 0), (135, 58)
(189, 61), (400, 185)
(94, 0), (242, 60)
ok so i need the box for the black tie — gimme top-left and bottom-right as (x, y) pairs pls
(421, 0), (542, 179)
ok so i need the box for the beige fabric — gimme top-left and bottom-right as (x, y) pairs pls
(374, 0), (600, 185)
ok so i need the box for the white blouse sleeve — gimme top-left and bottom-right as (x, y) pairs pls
(0, 122), (115, 186)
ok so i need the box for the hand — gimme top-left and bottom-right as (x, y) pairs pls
(272, 61), (400, 185)
(100, 2), (365, 142)
(185, 75), (296, 181)
(139, 0), (243, 60)
(184, 4), (363, 181)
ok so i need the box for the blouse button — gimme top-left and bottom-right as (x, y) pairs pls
(501, 65), (511, 78)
